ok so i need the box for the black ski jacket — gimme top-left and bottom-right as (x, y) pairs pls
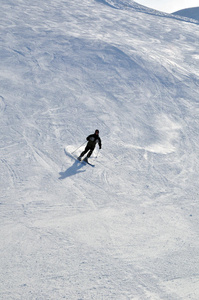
(86, 134), (102, 149)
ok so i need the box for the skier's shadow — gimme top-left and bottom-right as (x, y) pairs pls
(59, 160), (85, 179)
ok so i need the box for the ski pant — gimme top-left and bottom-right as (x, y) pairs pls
(80, 145), (95, 158)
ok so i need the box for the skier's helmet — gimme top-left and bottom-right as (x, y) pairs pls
(95, 129), (99, 134)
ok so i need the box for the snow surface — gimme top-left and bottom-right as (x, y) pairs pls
(1, 0), (199, 299)
(173, 7), (199, 22)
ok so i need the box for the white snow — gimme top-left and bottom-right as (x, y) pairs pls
(1, 0), (199, 299)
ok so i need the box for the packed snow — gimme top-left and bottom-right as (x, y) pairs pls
(1, 0), (199, 299)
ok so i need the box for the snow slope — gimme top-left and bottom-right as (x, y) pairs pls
(1, 0), (199, 299)
(173, 7), (199, 22)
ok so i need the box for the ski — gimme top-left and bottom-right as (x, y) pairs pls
(81, 160), (95, 167)
(77, 156), (95, 167)
(64, 148), (95, 167)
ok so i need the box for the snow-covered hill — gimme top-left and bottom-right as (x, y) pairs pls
(173, 7), (199, 21)
(1, 0), (199, 299)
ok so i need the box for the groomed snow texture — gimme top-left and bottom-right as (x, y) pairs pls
(1, 0), (199, 299)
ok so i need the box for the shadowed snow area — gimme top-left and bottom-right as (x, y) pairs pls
(1, 0), (199, 299)
(173, 7), (199, 21)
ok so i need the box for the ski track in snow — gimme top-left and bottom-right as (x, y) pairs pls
(0, 96), (6, 114)
(1, 158), (20, 188)
(1, 0), (199, 299)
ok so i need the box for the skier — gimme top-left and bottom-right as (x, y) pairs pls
(78, 129), (102, 163)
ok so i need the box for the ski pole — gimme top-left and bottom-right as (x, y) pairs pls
(95, 149), (100, 159)
(71, 141), (86, 154)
